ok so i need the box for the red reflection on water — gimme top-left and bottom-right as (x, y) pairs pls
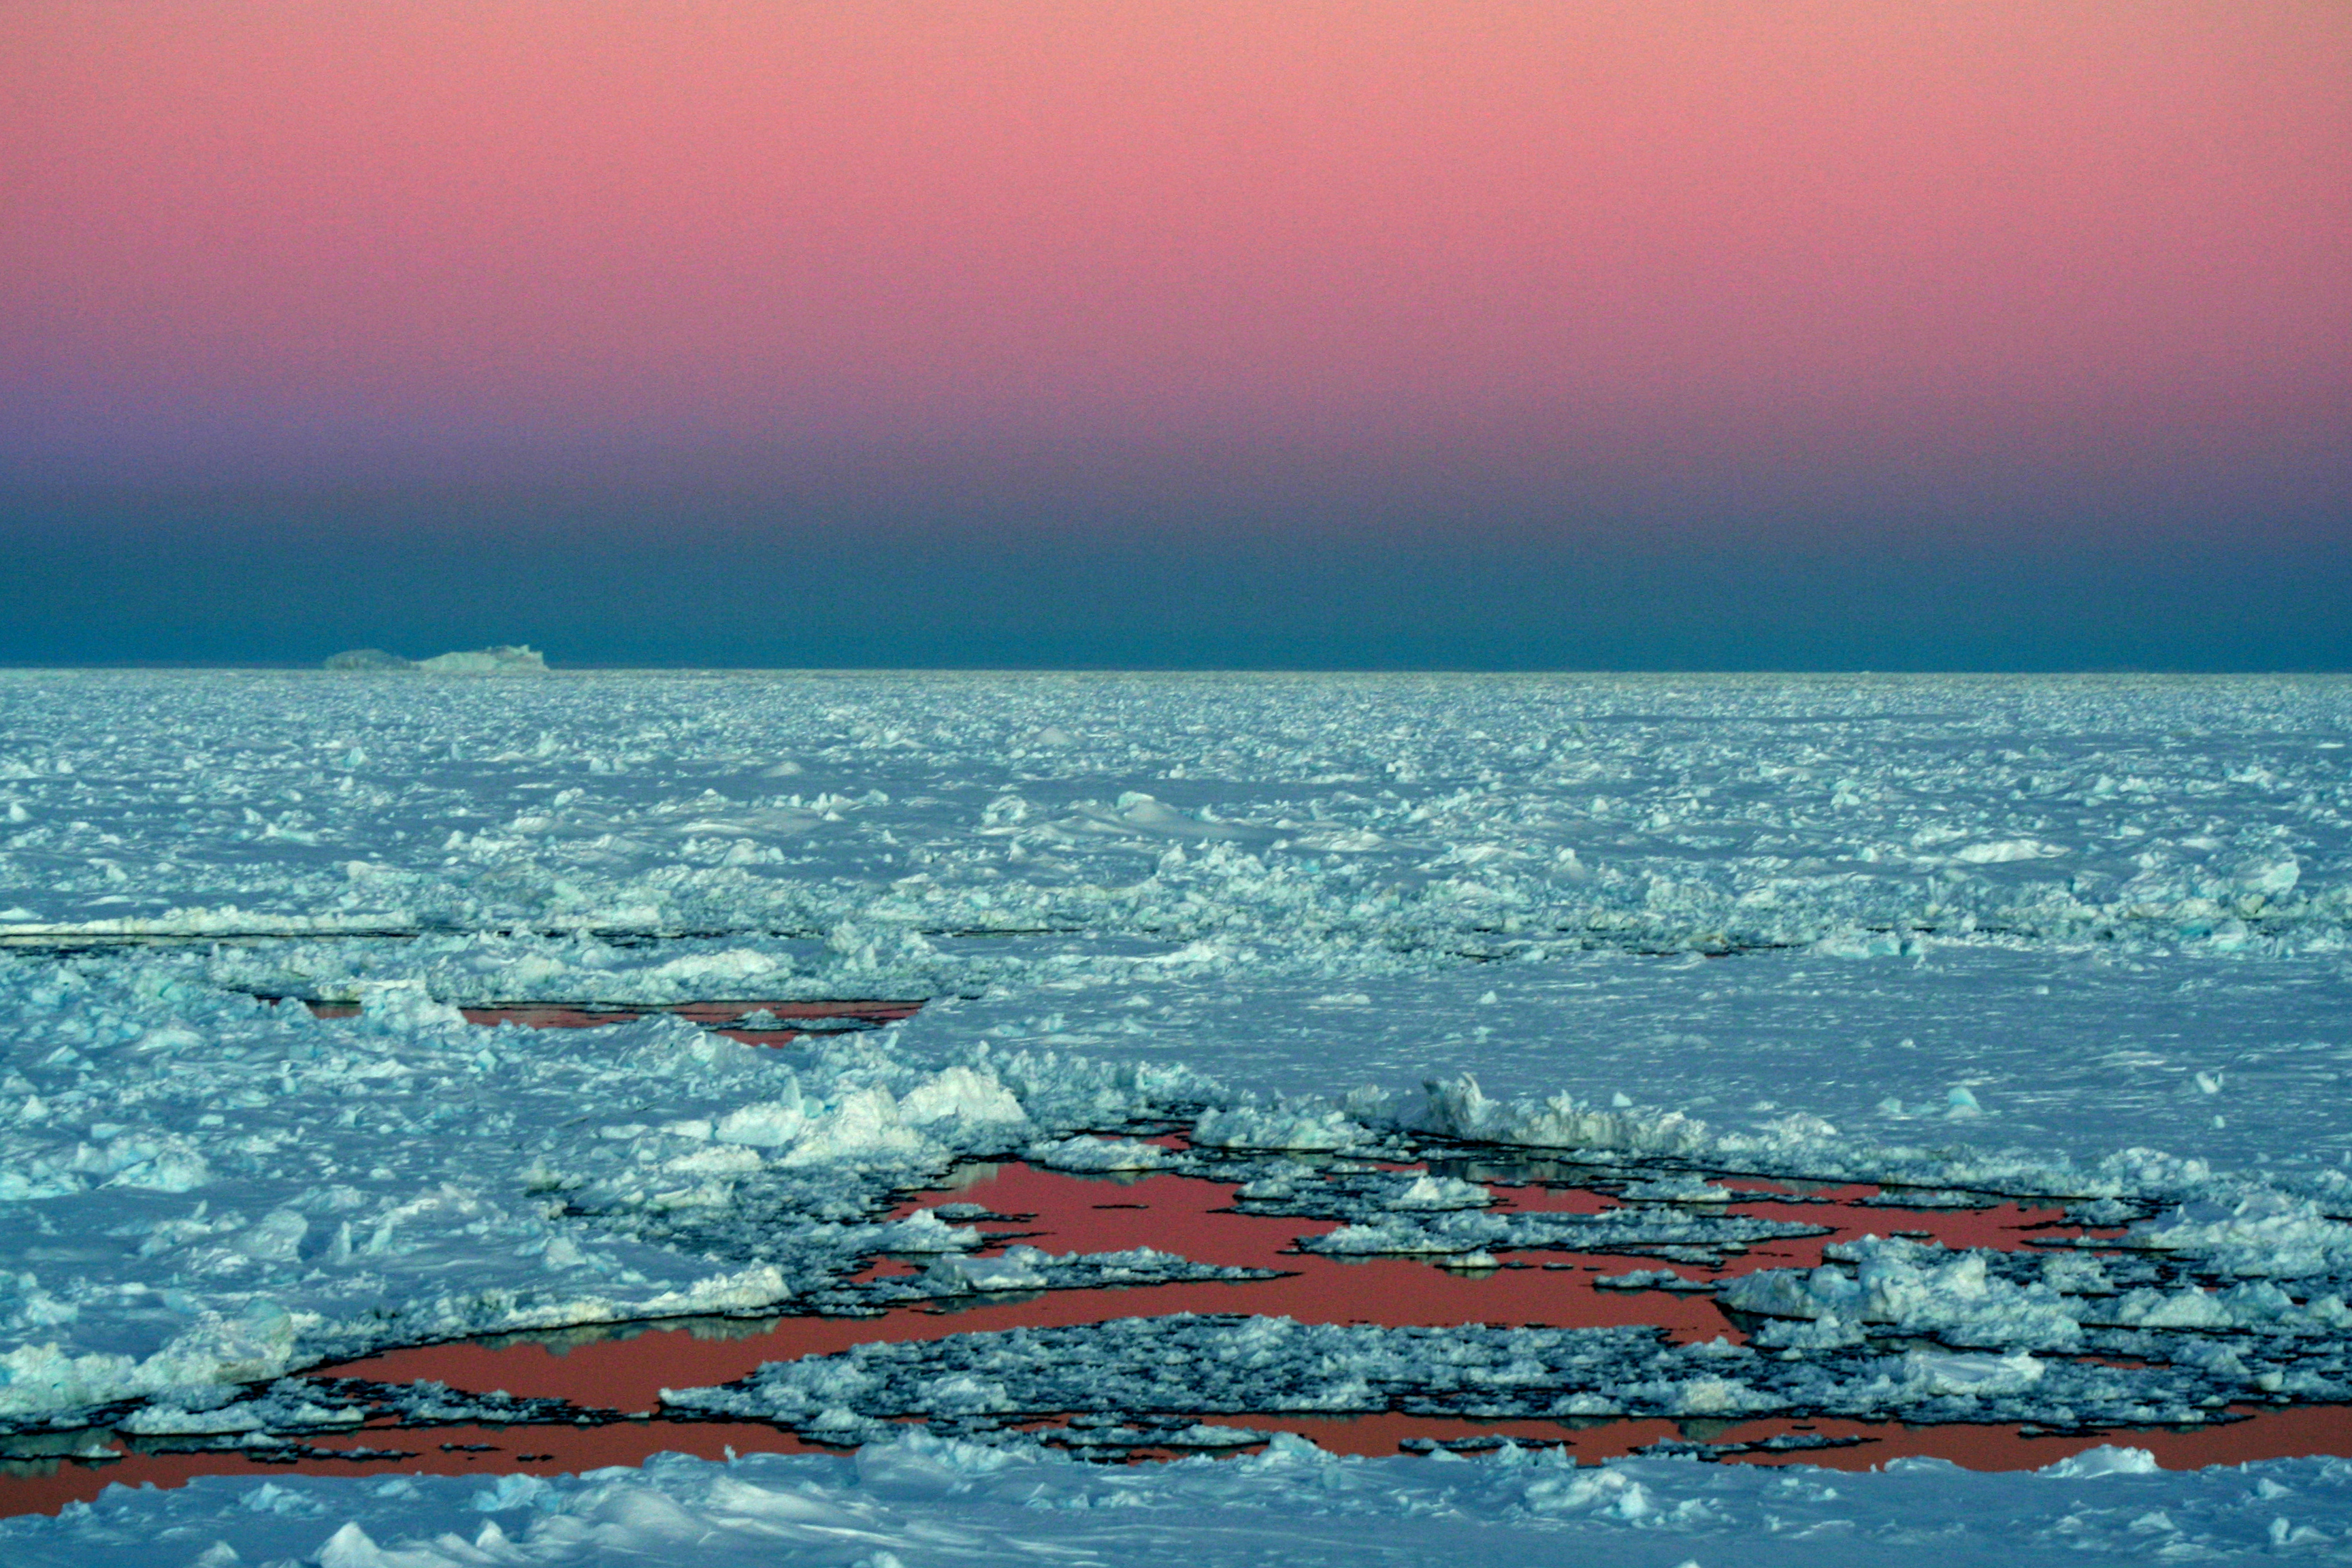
(299, 998), (923, 1045)
(7, 1160), (2338, 1518)
(0, 1421), (812, 1517)
(321, 1162), (2095, 1415)
(331, 1163), (1754, 1415)
(19, 1401), (2348, 1520)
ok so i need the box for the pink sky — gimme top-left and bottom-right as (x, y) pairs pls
(4, 1), (2347, 525)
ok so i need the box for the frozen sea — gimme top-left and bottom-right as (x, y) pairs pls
(2, 669), (2349, 1564)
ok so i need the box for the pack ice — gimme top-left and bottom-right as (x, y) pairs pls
(1, 670), (2349, 1559)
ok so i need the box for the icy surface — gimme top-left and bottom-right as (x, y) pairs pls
(8, 1433), (2352, 1565)
(0, 957), (1225, 1426)
(6, 670), (2341, 1173)
(5, 670), (2344, 957)
(659, 1310), (2254, 1433)
(4, 670), (2352, 1552)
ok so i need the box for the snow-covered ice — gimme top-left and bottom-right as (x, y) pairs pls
(0, 962), (1229, 1424)
(9, 1431), (2352, 1566)
(659, 1309), (2257, 1433)
(2, 670), (2349, 1556)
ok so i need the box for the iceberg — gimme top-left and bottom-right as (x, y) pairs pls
(415, 644), (549, 674)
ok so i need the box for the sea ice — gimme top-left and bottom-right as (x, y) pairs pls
(10, 1431), (2352, 1566)
(2, 670), (2349, 1555)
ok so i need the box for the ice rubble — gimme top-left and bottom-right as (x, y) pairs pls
(658, 1316), (2201, 1439)
(660, 1309), (2246, 1435)
(1710, 1220), (2352, 1398)
(3, 945), (2349, 1446)
(1593, 1268), (1714, 1292)
(0, 957), (1239, 1431)
(2, 671), (2351, 1550)
(10, 1432), (2352, 1567)
(81, 1373), (603, 1460)
(886, 1245), (1273, 1303)
(1294, 1205), (1820, 1260)
(1418, 1074), (1712, 1156)
(1027, 1134), (1174, 1171)
(3, 670), (2342, 962)
(14, 671), (2338, 1171)
(1190, 1102), (1374, 1151)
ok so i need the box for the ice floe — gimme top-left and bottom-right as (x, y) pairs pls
(3, 670), (2351, 1555)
